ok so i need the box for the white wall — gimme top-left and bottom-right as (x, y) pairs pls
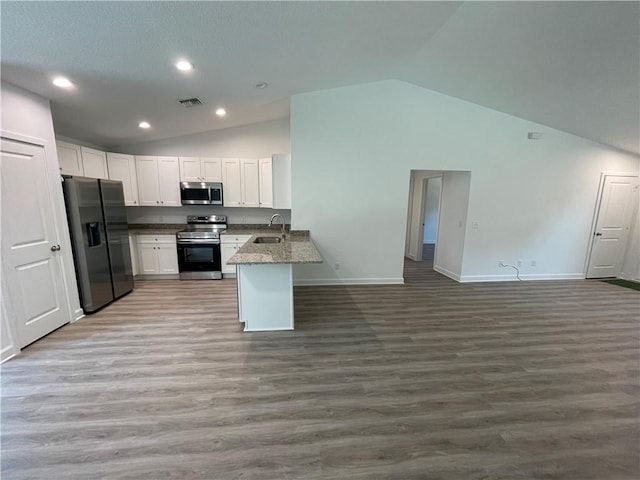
(290, 80), (639, 284)
(127, 206), (290, 226)
(1, 82), (83, 360)
(423, 176), (441, 243)
(434, 171), (471, 281)
(111, 118), (290, 158)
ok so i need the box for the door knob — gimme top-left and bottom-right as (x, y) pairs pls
(50, 244), (61, 251)
(595, 232), (603, 236)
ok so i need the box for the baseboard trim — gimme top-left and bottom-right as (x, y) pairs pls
(71, 308), (84, 323)
(134, 274), (181, 280)
(1, 345), (18, 364)
(294, 277), (405, 286)
(459, 273), (585, 283)
(433, 265), (461, 282)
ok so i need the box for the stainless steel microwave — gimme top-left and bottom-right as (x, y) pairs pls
(180, 182), (223, 205)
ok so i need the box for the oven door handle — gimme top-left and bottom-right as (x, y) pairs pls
(177, 239), (220, 245)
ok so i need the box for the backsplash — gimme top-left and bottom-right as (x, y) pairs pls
(126, 206), (291, 225)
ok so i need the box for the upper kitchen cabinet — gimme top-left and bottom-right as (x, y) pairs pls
(222, 158), (259, 208)
(221, 158), (242, 206)
(80, 147), (108, 179)
(179, 157), (222, 182)
(135, 156), (181, 207)
(106, 152), (139, 206)
(240, 158), (260, 208)
(201, 158), (222, 182)
(56, 141), (83, 176)
(254, 154), (293, 210)
(55, 141), (109, 179)
(258, 157), (273, 209)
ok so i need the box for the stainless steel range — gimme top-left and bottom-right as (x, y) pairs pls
(176, 215), (227, 280)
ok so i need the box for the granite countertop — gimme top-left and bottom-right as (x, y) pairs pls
(227, 231), (323, 265)
(128, 224), (185, 235)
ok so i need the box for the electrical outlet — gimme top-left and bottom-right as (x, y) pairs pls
(498, 261), (505, 267)
(531, 260), (537, 267)
(334, 262), (340, 270)
(517, 259), (522, 267)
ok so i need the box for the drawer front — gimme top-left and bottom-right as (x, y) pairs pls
(137, 234), (176, 245)
(221, 234), (252, 245)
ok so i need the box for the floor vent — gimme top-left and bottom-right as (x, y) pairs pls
(178, 98), (203, 107)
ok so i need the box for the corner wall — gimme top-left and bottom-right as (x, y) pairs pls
(290, 80), (639, 284)
(434, 171), (471, 281)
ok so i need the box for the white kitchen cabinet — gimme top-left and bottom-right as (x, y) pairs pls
(222, 158), (260, 208)
(107, 152), (139, 206)
(220, 234), (252, 275)
(241, 158), (260, 208)
(258, 157), (273, 209)
(136, 235), (178, 275)
(81, 146), (108, 179)
(157, 157), (181, 206)
(221, 158), (242, 206)
(201, 158), (222, 181)
(56, 141), (84, 176)
(179, 157), (201, 181)
(179, 157), (222, 182)
(135, 156), (181, 207)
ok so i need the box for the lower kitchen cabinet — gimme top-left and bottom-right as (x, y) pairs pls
(220, 234), (252, 276)
(136, 235), (179, 276)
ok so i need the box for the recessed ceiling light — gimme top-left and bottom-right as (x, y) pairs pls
(176, 60), (194, 71)
(215, 108), (226, 117)
(139, 121), (151, 129)
(254, 82), (268, 89)
(53, 77), (73, 88)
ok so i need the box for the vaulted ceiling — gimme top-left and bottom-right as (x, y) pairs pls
(1, 1), (638, 154)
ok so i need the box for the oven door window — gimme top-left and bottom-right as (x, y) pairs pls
(181, 188), (210, 203)
(177, 244), (221, 271)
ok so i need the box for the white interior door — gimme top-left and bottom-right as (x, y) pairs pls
(1, 138), (70, 348)
(587, 175), (639, 278)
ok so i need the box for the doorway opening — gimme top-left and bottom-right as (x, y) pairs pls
(421, 176), (441, 267)
(405, 171), (441, 266)
(404, 169), (472, 283)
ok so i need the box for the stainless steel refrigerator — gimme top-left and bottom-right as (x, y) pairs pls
(63, 176), (134, 313)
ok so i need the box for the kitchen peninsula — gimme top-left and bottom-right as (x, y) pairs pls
(227, 231), (322, 331)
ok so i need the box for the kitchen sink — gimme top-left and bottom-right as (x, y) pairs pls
(253, 236), (282, 244)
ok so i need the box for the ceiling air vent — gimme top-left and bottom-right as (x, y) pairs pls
(178, 97), (203, 107)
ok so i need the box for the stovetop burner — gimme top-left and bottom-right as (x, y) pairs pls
(177, 215), (227, 240)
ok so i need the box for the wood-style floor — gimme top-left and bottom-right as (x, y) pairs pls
(2, 260), (639, 479)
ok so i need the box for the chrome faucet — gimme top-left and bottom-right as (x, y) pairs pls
(269, 213), (287, 238)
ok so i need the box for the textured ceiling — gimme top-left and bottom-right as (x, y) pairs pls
(1, 1), (638, 154)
